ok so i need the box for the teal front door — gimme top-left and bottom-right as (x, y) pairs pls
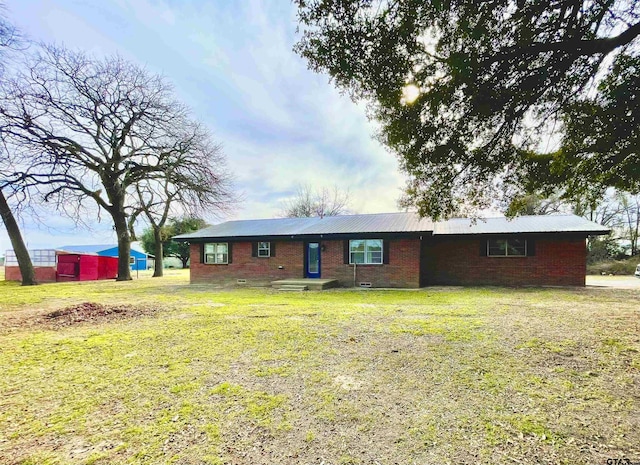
(306, 242), (321, 278)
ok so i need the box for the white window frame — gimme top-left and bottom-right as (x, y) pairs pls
(257, 242), (270, 257)
(129, 257), (136, 265)
(204, 243), (229, 264)
(349, 239), (383, 265)
(487, 238), (527, 257)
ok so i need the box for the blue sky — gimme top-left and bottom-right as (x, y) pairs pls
(1, 0), (407, 252)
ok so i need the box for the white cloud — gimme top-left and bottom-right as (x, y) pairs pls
(1, 0), (409, 252)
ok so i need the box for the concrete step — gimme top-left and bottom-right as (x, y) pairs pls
(276, 284), (308, 291)
(271, 279), (339, 290)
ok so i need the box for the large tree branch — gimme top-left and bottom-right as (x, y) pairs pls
(19, 172), (111, 211)
(486, 20), (640, 64)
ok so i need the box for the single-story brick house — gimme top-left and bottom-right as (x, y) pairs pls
(173, 212), (609, 287)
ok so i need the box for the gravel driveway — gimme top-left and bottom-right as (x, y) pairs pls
(586, 275), (640, 289)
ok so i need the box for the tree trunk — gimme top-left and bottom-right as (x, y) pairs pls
(632, 213), (639, 256)
(180, 256), (189, 268)
(0, 188), (37, 285)
(153, 227), (164, 277)
(112, 211), (132, 281)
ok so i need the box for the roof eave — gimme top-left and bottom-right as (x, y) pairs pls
(172, 231), (434, 242)
(433, 229), (610, 237)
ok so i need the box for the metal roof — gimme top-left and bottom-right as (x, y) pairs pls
(59, 242), (148, 254)
(174, 212), (434, 240)
(174, 212), (608, 240)
(60, 244), (115, 254)
(433, 215), (611, 235)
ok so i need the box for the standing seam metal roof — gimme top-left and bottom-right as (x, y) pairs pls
(174, 212), (435, 239)
(59, 243), (148, 254)
(432, 215), (610, 235)
(173, 213), (609, 240)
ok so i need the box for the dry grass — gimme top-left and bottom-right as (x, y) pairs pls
(0, 274), (638, 465)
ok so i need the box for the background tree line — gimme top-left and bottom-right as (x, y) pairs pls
(508, 189), (640, 266)
(139, 217), (207, 270)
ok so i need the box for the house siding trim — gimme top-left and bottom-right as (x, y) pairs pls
(183, 232), (430, 244)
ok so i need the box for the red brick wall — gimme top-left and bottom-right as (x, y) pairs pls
(422, 236), (586, 286)
(189, 238), (422, 288)
(5, 266), (57, 283)
(189, 241), (305, 285)
(189, 236), (586, 288)
(320, 239), (421, 288)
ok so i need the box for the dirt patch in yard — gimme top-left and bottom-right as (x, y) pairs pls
(1, 302), (161, 332)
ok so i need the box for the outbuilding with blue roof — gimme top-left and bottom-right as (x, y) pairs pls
(60, 242), (149, 271)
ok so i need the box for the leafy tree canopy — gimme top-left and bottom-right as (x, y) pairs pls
(295, 0), (640, 219)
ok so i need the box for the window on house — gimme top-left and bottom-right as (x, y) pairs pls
(129, 257), (136, 265)
(349, 239), (383, 264)
(257, 242), (270, 257)
(487, 238), (527, 257)
(204, 243), (228, 264)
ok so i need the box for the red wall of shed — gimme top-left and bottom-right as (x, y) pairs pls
(78, 255), (99, 280)
(98, 256), (118, 279)
(57, 254), (100, 281)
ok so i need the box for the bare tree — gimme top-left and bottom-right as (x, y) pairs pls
(573, 191), (624, 230)
(0, 45), (229, 280)
(617, 192), (640, 256)
(0, 4), (36, 285)
(280, 184), (351, 218)
(572, 189), (640, 261)
(504, 192), (569, 217)
(0, 3), (21, 70)
(134, 124), (233, 277)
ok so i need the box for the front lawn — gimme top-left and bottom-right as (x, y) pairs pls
(0, 275), (638, 465)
